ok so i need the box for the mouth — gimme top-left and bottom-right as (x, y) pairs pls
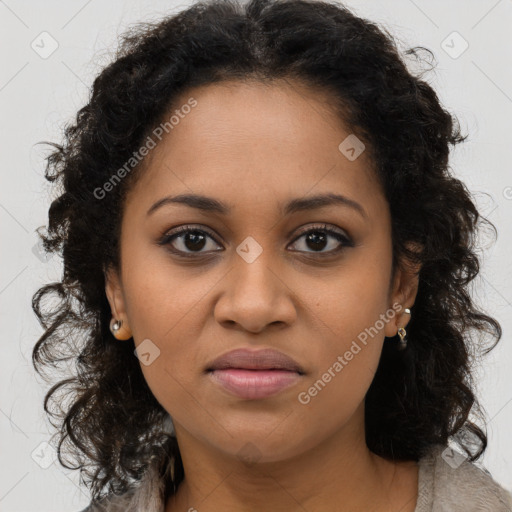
(205, 347), (305, 400)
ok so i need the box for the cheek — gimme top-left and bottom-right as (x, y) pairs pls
(292, 319), (385, 446)
(124, 280), (205, 410)
(119, 249), (206, 408)
(306, 244), (393, 355)
(120, 236), (211, 344)
(295, 239), (392, 416)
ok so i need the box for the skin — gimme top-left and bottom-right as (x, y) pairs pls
(105, 78), (421, 512)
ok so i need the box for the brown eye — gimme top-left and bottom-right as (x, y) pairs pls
(158, 223), (353, 259)
(159, 226), (223, 256)
(288, 224), (353, 254)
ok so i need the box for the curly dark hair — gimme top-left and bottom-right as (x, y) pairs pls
(32, 0), (502, 504)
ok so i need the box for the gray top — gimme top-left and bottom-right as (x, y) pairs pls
(415, 444), (512, 511)
(79, 444), (512, 511)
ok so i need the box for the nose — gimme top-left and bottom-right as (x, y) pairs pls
(213, 252), (297, 334)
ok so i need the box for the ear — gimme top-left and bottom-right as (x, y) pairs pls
(105, 265), (132, 337)
(384, 243), (422, 337)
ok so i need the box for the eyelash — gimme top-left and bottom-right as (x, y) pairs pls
(158, 223), (354, 259)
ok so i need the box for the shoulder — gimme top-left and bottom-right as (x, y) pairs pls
(416, 444), (512, 511)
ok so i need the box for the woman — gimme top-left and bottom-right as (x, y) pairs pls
(32, 0), (512, 510)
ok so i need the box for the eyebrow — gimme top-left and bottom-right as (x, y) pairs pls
(146, 192), (367, 219)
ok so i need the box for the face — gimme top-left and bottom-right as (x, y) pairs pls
(105, 79), (418, 464)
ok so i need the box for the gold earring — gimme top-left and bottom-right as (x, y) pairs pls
(397, 327), (407, 350)
(110, 317), (132, 340)
(397, 307), (411, 351)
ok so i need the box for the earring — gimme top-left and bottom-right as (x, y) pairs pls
(397, 327), (407, 350)
(110, 317), (132, 340)
(397, 307), (411, 351)
(111, 319), (121, 334)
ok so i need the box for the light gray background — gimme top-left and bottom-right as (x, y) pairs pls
(1, 0), (511, 510)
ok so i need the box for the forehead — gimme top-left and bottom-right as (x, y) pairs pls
(125, 79), (385, 218)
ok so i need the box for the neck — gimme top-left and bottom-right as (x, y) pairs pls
(165, 403), (418, 512)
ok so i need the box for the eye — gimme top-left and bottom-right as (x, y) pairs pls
(158, 223), (353, 258)
(158, 225), (223, 257)
(288, 224), (353, 254)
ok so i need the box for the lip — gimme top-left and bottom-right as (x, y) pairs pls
(205, 348), (305, 400)
(206, 347), (305, 373)
(208, 369), (302, 400)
